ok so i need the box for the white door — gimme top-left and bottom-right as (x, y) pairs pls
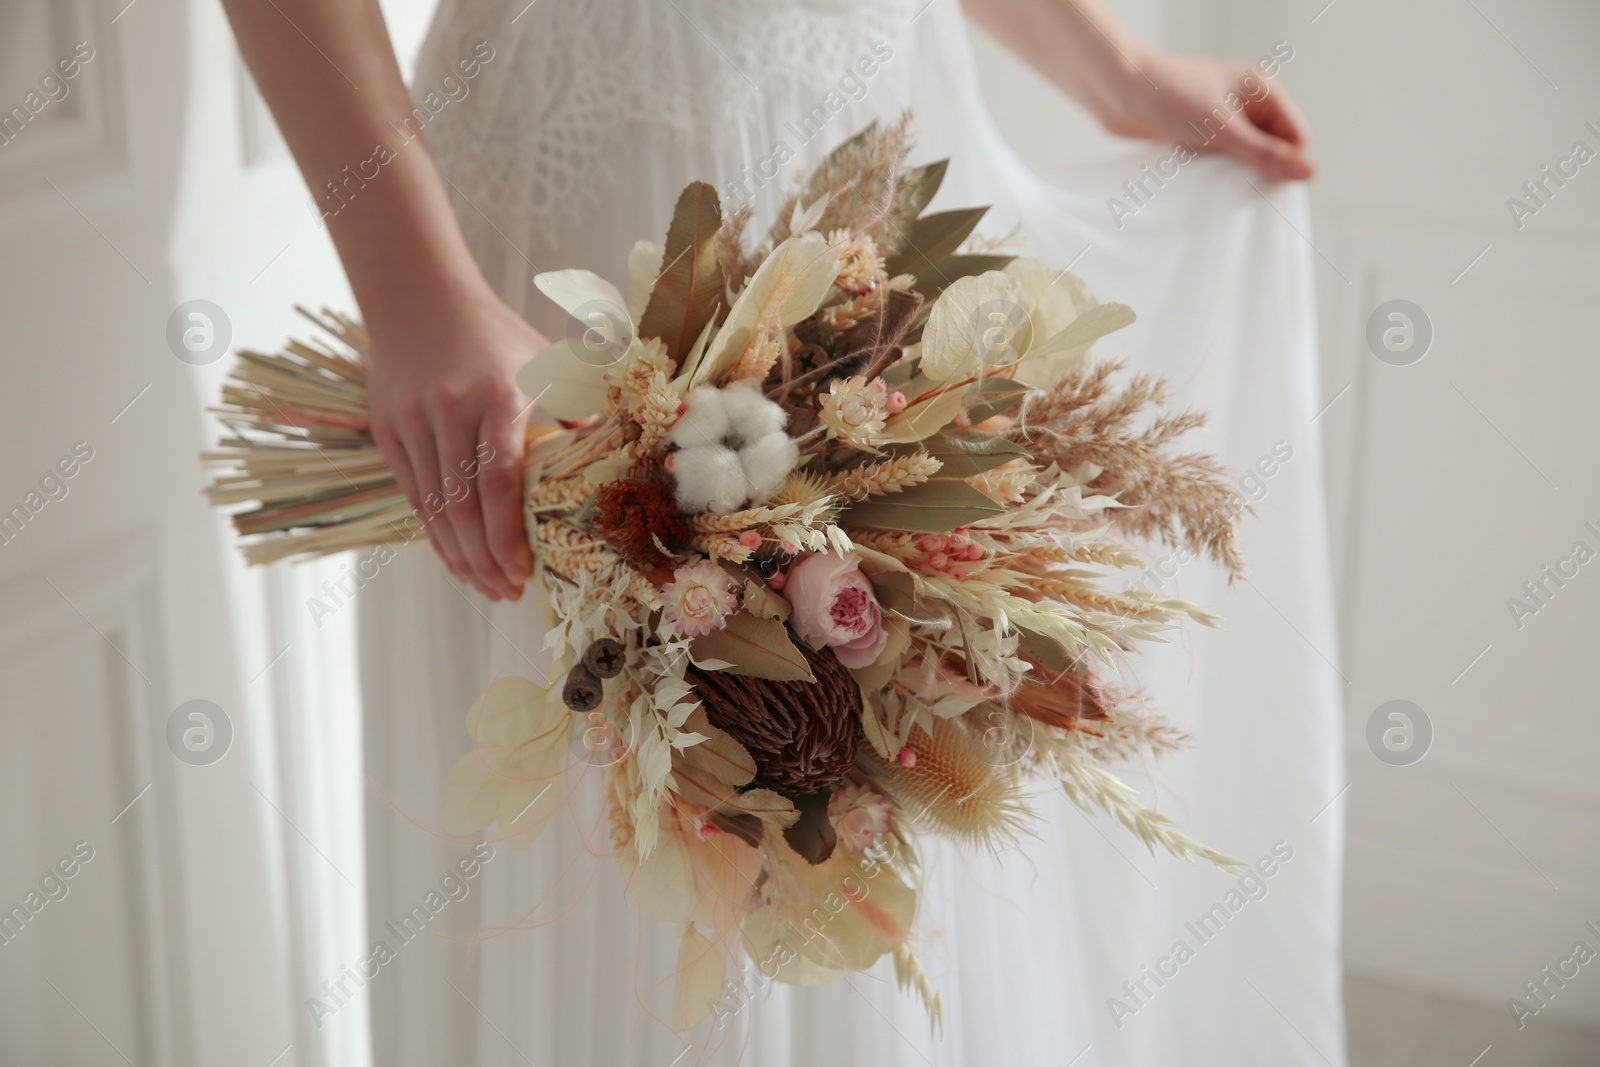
(0, 0), (364, 1063)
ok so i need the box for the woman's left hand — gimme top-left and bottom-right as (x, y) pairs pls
(1099, 47), (1314, 181)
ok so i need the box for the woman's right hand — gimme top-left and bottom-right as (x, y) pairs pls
(365, 282), (547, 602)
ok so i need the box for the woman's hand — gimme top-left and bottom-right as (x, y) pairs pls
(365, 283), (544, 601)
(1099, 47), (1313, 181)
(960, 0), (1313, 181)
(222, 0), (548, 600)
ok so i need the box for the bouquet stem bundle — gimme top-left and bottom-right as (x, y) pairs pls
(202, 309), (414, 564)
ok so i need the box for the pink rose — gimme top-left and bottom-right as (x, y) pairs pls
(783, 550), (886, 669)
(827, 782), (893, 854)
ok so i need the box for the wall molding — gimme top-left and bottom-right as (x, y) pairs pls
(0, 529), (195, 1067)
(0, 0), (130, 208)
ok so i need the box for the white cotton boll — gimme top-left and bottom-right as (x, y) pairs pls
(720, 380), (787, 445)
(738, 432), (799, 504)
(667, 386), (730, 451)
(673, 444), (749, 515)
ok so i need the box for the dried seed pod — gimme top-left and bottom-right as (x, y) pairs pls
(562, 663), (603, 712)
(582, 638), (625, 679)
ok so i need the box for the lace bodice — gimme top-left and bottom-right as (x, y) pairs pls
(410, 0), (945, 303)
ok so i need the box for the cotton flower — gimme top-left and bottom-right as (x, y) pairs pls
(667, 382), (799, 514)
(828, 229), (886, 295)
(818, 375), (891, 450)
(828, 782), (894, 854)
(782, 550), (886, 669)
(660, 560), (738, 637)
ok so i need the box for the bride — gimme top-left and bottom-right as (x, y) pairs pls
(224, 1), (1341, 1064)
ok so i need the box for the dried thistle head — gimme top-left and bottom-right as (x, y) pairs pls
(886, 717), (1030, 849)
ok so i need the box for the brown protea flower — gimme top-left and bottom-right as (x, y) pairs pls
(686, 640), (863, 797)
(590, 467), (691, 570)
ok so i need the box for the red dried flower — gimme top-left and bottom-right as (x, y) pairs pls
(591, 469), (691, 570)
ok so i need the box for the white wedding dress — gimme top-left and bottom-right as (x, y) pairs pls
(357, 2), (1348, 1065)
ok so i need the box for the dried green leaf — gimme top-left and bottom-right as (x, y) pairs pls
(885, 207), (990, 280)
(892, 428), (1029, 477)
(1017, 627), (1080, 674)
(638, 182), (725, 361)
(888, 159), (949, 231)
(906, 253), (1018, 312)
(690, 612), (815, 682)
(878, 387), (966, 444)
(842, 478), (1004, 533)
(1028, 302), (1137, 360)
(678, 706), (757, 787)
(965, 378), (1032, 423)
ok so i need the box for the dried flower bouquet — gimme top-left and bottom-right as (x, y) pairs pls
(206, 113), (1246, 1031)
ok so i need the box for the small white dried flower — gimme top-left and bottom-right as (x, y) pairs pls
(828, 229), (886, 295)
(819, 375), (891, 449)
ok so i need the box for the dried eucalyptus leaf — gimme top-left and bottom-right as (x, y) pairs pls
(638, 182), (725, 361)
(690, 612), (816, 682)
(842, 479), (1004, 533)
(885, 206), (990, 280)
(892, 428), (1029, 477)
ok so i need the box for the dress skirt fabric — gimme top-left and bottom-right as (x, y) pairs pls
(356, 3), (1346, 1064)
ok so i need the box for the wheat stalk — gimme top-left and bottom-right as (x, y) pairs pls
(828, 454), (942, 501)
(1056, 757), (1241, 871)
